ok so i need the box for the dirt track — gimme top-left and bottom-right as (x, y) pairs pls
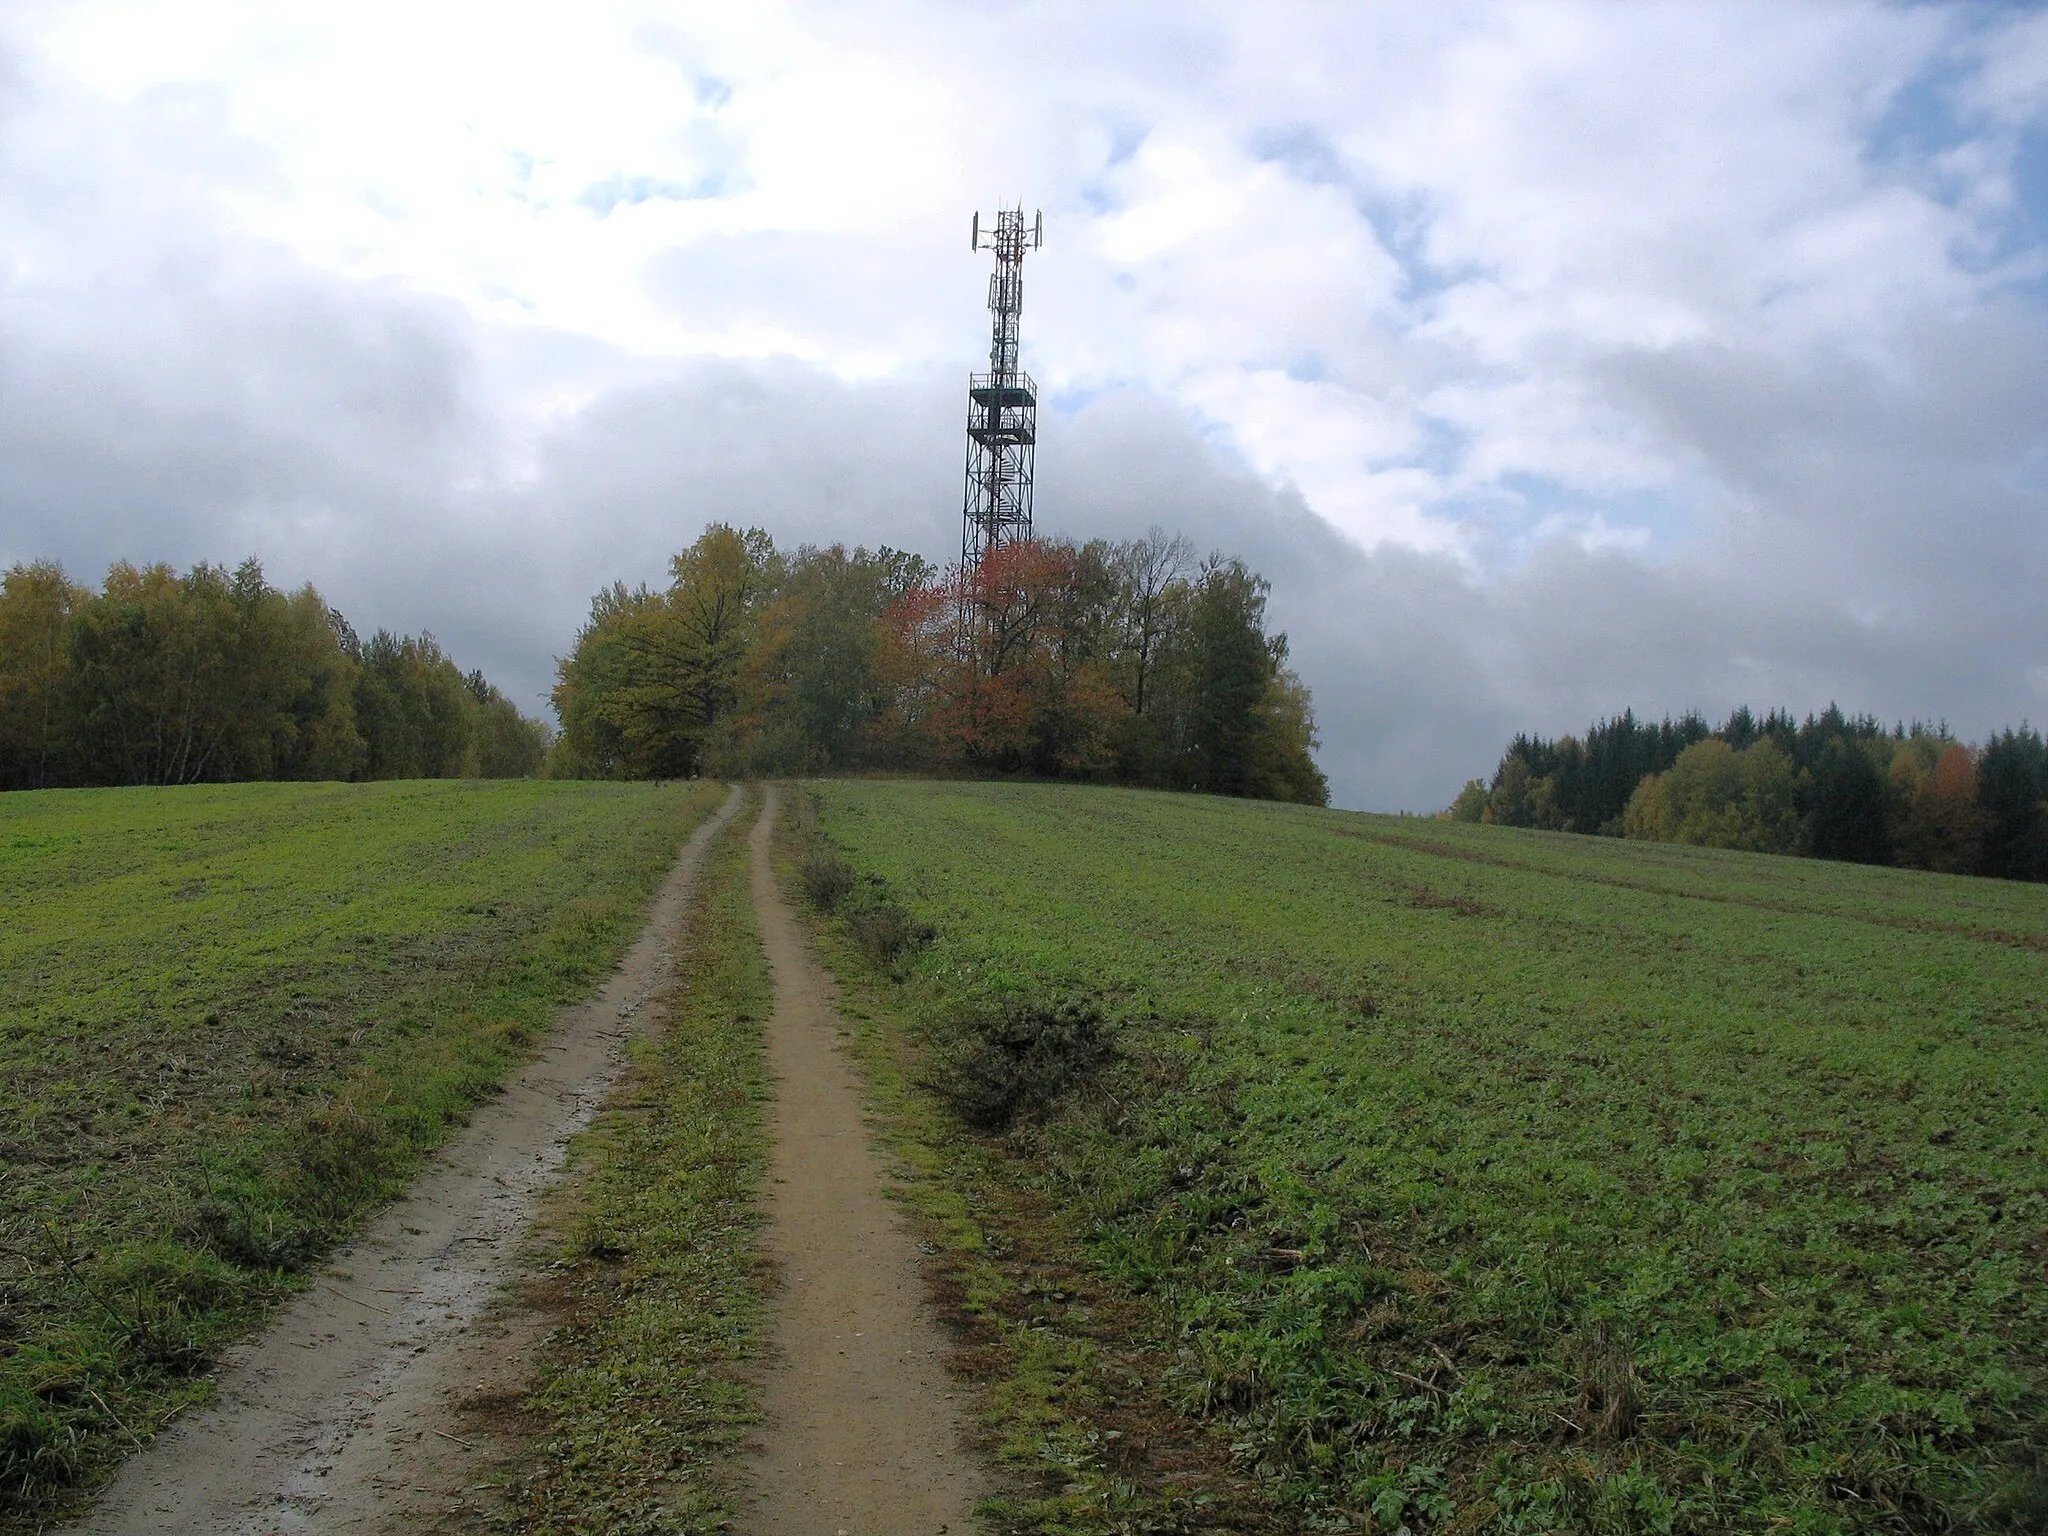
(67, 785), (744, 1536)
(66, 781), (983, 1534)
(738, 785), (982, 1534)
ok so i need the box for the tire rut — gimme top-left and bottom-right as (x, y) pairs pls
(66, 785), (746, 1536)
(738, 784), (983, 1535)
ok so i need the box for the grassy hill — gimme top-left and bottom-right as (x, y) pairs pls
(801, 780), (2048, 1534)
(0, 779), (722, 1519)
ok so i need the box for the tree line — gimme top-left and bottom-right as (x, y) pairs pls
(550, 523), (1328, 804)
(0, 559), (547, 791)
(1447, 705), (2048, 880)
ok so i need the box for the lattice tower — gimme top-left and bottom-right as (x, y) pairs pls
(961, 207), (1043, 569)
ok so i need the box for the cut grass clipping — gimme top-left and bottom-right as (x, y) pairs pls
(797, 780), (2048, 1536)
(491, 793), (771, 1534)
(0, 779), (724, 1526)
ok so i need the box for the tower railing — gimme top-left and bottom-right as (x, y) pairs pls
(966, 371), (1037, 443)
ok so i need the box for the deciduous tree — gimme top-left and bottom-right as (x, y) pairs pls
(0, 562), (89, 790)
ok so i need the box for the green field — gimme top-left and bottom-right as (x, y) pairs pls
(0, 779), (721, 1519)
(803, 781), (2048, 1534)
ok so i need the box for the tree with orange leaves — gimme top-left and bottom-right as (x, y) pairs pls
(1885, 735), (1983, 873)
(932, 537), (1124, 776)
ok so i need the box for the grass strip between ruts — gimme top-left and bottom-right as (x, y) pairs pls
(491, 790), (772, 1534)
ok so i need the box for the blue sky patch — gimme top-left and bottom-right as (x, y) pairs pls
(1433, 471), (1700, 570)
(1249, 124), (1347, 187)
(578, 171), (732, 216)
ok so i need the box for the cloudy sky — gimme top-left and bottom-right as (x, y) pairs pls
(3, 1), (2045, 809)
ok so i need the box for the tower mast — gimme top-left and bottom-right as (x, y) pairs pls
(961, 207), (1043, 570)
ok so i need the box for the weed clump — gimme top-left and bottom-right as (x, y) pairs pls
(800, 847), (855, 911)
(846, 901), (934, 969)
(0, 1389), (84, 1504)
(929, 996), (1114, 1131)
(792, 808), (934, 967)
(0, 1237), (259, 1504)
(1568, 1321), (1640, 1441)
(183, 1190), (318, 1271)
(92, 1243), (251, 1370)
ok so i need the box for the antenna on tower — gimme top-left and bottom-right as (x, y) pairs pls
(959, 206), (1042, 572)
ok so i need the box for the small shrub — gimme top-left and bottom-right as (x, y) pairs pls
(570, 1217), (633, 1262)
(846, 901), (934, 969)
(801, 847), (855, 911)
(929, 996), (1115, 1131)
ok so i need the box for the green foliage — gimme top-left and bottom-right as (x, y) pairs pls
(808, 779), (2048, 1533)
(1180, 558), (1284, 794)
(1486, 754), (1539, 827)
(1484, 710), (1714, 834)
(0, 563), (92, 790)
(549, 525), (779, 779)
(1447, 779), (1490, 823)
(500, 802), (769, 1533)
(1623, 738), (1798, 853)
(353, 630), (470, 777)
(0, 778), (722, 1524)
(555, 523), (1329, 807)
(1808, 737), (1889, 864)
(1887, 740), (1985, 874)
(1135, 555), (1327, 805)
(0, 558), (546, 790)
(724, 542), (936, 775)
(1979, 727), (2048, 880)
(63, 559), (362, 785)
(468, 669), (553, 779)
(1469, 705), (2048, 881)
(1619, 769), (1669, 841)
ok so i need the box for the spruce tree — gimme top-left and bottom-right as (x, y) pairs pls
(1808, 739), (1890, 864)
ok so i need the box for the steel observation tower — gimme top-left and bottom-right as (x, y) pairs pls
(960, 206), (1043, 570)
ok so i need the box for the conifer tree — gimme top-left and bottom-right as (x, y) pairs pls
(1806, 739), (1891, 864)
